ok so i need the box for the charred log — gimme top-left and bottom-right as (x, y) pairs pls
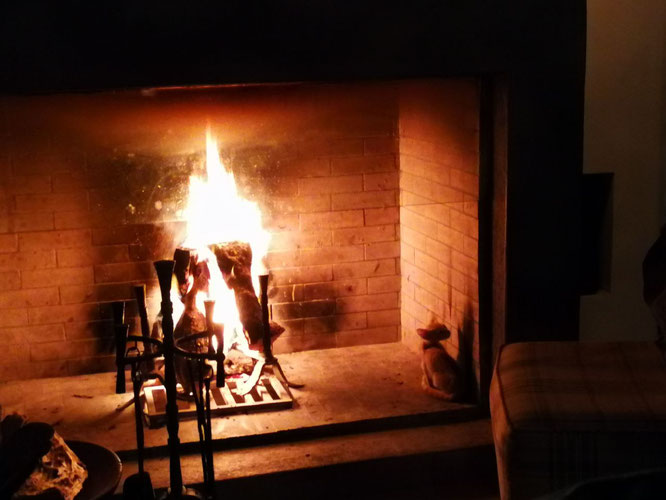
(210, 241), (264, 344)
(173, 265), (209, 395)
(173, 248), (191, 299)
(173, 248), (207, 300)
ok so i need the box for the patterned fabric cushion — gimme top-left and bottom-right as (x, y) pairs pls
(490, 341), (666, 500)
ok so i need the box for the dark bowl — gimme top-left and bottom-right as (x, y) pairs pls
(67, 441), (122, 500)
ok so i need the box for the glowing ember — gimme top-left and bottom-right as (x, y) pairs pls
(173, 128), (271, 354)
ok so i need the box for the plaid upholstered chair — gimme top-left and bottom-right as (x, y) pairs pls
(490, 341), (666, 499)
(490, 227), (666, 499)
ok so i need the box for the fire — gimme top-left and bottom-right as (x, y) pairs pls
(173, 128), (271, 353)
(182, 129), (271, 263)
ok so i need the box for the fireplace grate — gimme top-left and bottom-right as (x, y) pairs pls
(142, 374), (293, 428)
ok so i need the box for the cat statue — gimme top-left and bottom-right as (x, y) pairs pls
(417, 323), (465, 401)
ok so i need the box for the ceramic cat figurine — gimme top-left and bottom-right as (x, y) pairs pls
(417, 323), (464, 401)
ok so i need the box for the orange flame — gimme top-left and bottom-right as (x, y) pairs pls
(182, 129), (271, 263)
(173, 128), (271, 353)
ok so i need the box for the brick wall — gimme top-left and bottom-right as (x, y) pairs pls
(246, 137), (402, 354)
(398, 80), (481, 394)
(0, 135), (184, 380)
(0, 83), (402, 381)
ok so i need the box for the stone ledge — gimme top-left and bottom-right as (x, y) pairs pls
(115, 418), (496, 498)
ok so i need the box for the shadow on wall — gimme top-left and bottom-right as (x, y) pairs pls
(456, 301), (478, 404)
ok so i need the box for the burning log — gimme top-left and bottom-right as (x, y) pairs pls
(210, 241), (286, 350)
(210, 241), (264, 344)
(173, 248), (193, 300)
(173, 259), (210, 395)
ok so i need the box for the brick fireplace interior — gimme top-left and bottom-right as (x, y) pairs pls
(0, 78), (483, 400)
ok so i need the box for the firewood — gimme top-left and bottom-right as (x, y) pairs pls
(210, 241), (263, 344)
(173, 267), (209, 395)
(173, 248), (192, 299)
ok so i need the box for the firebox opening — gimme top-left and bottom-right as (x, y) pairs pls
(0, 77), (483, 426)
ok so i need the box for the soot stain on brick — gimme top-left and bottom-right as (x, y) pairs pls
(103, 144), (291, 227)
(268, 282), (340, 334)
(307, 315), (336, 334)
(101, 152), (194, 224)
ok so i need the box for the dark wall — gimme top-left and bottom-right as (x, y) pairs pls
(0, 1), (587, 343)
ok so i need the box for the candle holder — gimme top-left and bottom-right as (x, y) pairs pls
(116, 263), (298, 499)
(121, 334), (163, 500)
(117, 309), (214, 499)
(258, 274), (303, 390)
(174, 332), (218, 498)
(153, 259), (204, 500)
(112, 301), (127, 394)
(133, 284), (156, 372)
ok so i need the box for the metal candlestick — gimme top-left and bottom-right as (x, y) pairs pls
(203, 300), (225, 388)
(154, 260), (203, 500)
(113, 301), (127, 394)
(133, 284), (155, 371)
(259, 275), (273, 362)
(176, 332), (217, 498)
(123, 360), (154, 499)
(170, 299), (227, 497)
(112, 300), (126, 325)
(118, 325), (163, 499)
(203, 300), (216, 356)
(258, 274), (303, 389)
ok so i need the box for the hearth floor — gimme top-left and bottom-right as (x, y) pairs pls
(0, 342), (477, 454)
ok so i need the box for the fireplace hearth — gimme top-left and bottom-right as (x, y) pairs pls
(0, 343), (478, 453)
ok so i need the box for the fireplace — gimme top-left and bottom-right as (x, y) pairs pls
(0, 5), (586, 493)
(0, 77), (487, 398)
